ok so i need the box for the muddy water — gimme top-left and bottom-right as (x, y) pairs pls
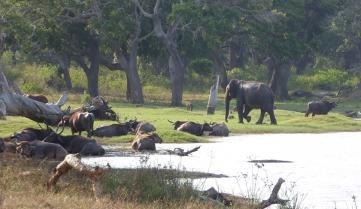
(83, 132), (361, 209)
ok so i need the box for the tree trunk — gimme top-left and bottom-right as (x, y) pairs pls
(268, 60), (290, 100)
(127, 46), (144, 104)
(0, 70), (68, 124)
(168, 55), (184, 106)
(58, 54), (72, 90)
(212, 50), (228, 89)
(82, 40), (100, 98)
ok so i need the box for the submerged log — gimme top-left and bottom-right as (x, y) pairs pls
(163, 146), (201, 156)
(0, 70), (68, 124)
(47, 153), (110, 200)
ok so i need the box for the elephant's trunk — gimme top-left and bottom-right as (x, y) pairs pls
(225, 94), (231, 122)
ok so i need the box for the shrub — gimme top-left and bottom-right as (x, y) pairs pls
(292, 68), (358, 91)
(227, 64), (268, 82)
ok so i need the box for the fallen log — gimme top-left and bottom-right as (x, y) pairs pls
(256, 178), (288, 209)
(0, 70), (68, 124)
(163, 146), (201, 156)
(47, 153), (110, 200)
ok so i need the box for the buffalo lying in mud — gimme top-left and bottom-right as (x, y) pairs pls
(43, 133), (105, 156)
(90, 122), (133, 137)
(134, 121), (156, 134)
(177, 121), (213, 136)
(6, 127), (55, 142)
(132, 132), (163, 151)
(305, 100), (337, 117)
(24, 94), (49, 103)
(209, 123), (229, 137)
(16, 141), (67, 160)
(69, 111), (95, 136)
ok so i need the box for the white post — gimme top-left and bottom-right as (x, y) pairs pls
(207, 75), (219, 114)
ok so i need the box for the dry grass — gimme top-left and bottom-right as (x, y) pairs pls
(0, 154), (252, 209)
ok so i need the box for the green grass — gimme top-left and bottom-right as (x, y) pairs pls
(1, 96), (361, 145)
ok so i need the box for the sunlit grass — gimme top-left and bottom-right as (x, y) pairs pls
(1, 95), (361, 145)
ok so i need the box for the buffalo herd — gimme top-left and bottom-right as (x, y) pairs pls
(0, 90), (341, 162)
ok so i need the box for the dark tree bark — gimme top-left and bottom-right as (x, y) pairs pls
(212, 49), (228, 89)
(58, 54), (72, 90)
(134, 0), (186, 106)
(266, 58), (290, 100)
(75, 39), (100, 98)
(229, 37), (245, 70)
(295, 53), (313, 75)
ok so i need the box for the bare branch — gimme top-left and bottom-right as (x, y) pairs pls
(133, 0), (153, 18)
(154, 0), (161, 14)
(138, 31), (154, 42)
(256, 178), (288, 209)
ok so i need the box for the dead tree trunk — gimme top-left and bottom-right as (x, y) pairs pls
(207, 75), (219, 114)
(134, 0), (186, 106)
(47, 154), (110, 201)
(256, 178), (288, 209)
(0, 71), (68, 124)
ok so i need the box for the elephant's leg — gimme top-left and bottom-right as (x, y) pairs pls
(312, 113), (315, 117)
(269, 110), (277, 125)
(243, 106), (252, 123)
(236, 99), (244, 123)
(256, 110), (265, 124)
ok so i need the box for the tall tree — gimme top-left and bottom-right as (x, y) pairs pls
(96, 1), (146, 104)
(134, 0), (187, 106)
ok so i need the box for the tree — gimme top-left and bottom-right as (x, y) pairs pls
(134, 0), (187, 106)
(96, 0), (146, 104)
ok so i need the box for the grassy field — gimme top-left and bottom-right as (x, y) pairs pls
(1, 93), (361, 144)
(0, 154), (252, 209)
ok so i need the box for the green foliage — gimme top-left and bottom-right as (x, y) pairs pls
(227, 65), (268, 82)
(81, 91), (91, 104)
(293, 68), (357, 91)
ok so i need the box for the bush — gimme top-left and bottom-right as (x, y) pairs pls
(227, 64), (268, 82)
(293, 68), (358, 91)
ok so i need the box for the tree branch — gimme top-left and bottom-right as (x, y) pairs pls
(256, 178), (288, 209)
(133, 0), (153, 18)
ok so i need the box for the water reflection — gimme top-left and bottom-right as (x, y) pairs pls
(83, 132), (361, 209)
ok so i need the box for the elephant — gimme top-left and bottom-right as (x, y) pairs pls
(225, 79), (277, 125)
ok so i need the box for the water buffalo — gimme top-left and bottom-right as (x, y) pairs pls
(69, 111), (95, 136)
(225, 79), (277, 125)
(305, 101), (337, 117)
(24, 94), (49, 103)
(7, 127), (54, 142)
(43, 133), (105, 156)
(168, 120), (188, 130)
(134, 121), (156, 134)
(90, 123), (132, 137)
(210, 123), (229, 137)
(131, 132), (163, 151)
(176, 122), (213, 136)
(0, 138), (16, 153)
(16, 141), (67, 160)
